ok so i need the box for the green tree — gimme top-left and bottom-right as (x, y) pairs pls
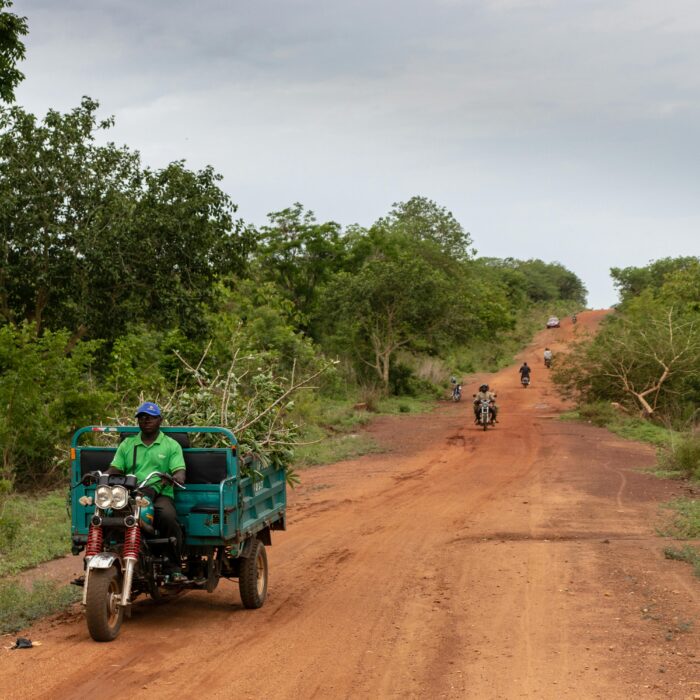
(322, 233), (466, 390)
(254, 203), (346, 333)
(207, 279), (317, 370)
(0, 99), (251, 343)
(374, 196), (474, 261)
(553, 300), (700, 419)
(0, 0), (27, 103)
(611, 257), (699, 305)
(0, 323), (110, 488)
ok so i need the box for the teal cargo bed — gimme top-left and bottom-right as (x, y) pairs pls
(70, 426), (286, 552)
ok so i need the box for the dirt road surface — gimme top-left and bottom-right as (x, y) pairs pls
(2, 310), (699, 699)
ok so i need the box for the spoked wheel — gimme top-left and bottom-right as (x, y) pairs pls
(239, 539), (268, 609)
(85, 566), (124, 642)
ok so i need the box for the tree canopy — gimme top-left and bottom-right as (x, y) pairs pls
(0, 0), (27, 103)
(0, 98), (252, 343)
(554, 257), (700, 424)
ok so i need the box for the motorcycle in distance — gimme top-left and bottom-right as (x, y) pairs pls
(473, 396), (495, 431)
(572, 313), (578, 324)
(544, 349), (553, 369)
(452, 383), (462, 402)
(521, 374), (531, 388)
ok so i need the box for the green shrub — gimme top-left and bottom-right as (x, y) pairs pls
(659, 498), (700, 539)
(659, 433), (700, 480)
(0, 324), (112, 488)
(576, 401), (619, 427)
(664, 545), (700, 578)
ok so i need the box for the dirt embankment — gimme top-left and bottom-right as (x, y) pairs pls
(2, 310), (699, 700)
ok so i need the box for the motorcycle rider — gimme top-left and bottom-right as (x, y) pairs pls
(519, 362), (532, 383)
(473, 384), (498, 422)
(543, 348), (553, 367)
(108, 401), (186, 582)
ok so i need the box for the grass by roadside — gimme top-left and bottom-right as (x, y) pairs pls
(561, 401), (700, 577)
(0, 490), (79, 634)
(293, 394), (435, 467)
(560, 402), (673, 447)
(661, 498), (700, 578)
(0, 490), (71, 578)
(664, 546), (700, 578)
(659, 498), (700, 540)
(0, 580), (80, 635)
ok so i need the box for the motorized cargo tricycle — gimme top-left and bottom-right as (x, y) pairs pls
(70, 425), (286, 641)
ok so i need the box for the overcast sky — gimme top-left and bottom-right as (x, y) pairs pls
(14, 0), (700, 308)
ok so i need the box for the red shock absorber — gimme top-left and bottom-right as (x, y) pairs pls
(122, 525), (141, 560)
(85, 523), (103, 557)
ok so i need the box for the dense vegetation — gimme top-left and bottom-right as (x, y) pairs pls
(553, 256), (700, 480)
(0, 5), (585, 491)
(0, 99), (586, 490)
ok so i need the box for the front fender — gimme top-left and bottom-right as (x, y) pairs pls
(86, 552), (120, 570)
(82, 553), (121, 605)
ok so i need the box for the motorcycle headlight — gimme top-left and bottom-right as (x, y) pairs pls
(110, 485), (129, 510)
(95, 485), (113, 509)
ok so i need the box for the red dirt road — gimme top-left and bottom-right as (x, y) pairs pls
(2, 310), (700, 699)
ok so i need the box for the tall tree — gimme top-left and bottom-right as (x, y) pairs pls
(0, 99), (251, 343)
(375, 196), (474, 261)
(611, 257), (699, 305)
(553, 298), (700, 418)
(254, 203), (346, 333)
(0, 0), (27, 103)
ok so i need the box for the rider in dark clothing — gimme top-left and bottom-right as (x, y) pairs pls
(519, 362), (531, 379)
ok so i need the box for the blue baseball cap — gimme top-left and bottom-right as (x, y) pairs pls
(135, 401), (161, 417)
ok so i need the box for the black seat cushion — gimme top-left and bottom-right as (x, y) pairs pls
(80, 449), (116, 475)
(184, 452), (228, 484)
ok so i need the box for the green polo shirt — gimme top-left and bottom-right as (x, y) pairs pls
(110, 431), (186, 499)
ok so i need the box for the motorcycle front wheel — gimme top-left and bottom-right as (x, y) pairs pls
(85, 565), (124, 642)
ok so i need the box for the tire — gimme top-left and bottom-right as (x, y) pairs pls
(85, 566), (124, 642)
(239, 539), (268, 609)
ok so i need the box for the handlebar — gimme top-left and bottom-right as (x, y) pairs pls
(73, 470), (185, 491)
(72, 470), (106, 489)
(138, 471), (186, 490)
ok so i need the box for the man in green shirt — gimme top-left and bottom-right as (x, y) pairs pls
(109, 401), (186, 581)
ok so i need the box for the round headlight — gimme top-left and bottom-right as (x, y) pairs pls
(110, 485), (129, 510)
(95, 485), (113, 509)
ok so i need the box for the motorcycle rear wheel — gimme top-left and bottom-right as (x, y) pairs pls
(239, 539), (268, 609)
(86, 565), (124, 642)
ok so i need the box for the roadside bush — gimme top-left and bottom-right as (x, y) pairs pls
(659, 498), (700, 539)
(664, 545), (700, 578)
(0, 324), (112, 488)
(659, 433), (700, 480)
(575, 402), (619, 427)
